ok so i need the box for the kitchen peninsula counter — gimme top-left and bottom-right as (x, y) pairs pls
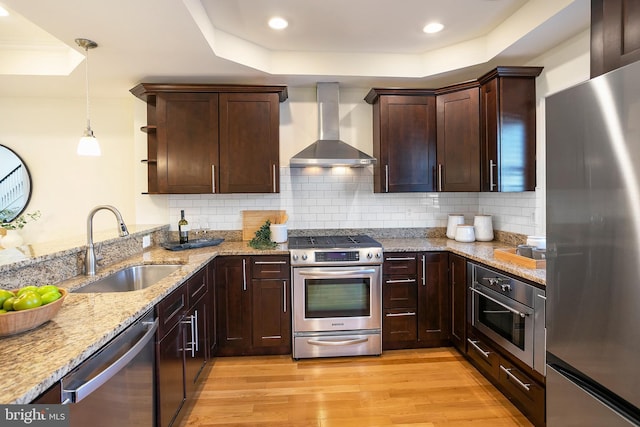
(0, 237), (544, 404)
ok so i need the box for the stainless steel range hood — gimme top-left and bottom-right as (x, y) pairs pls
(290, 82), (377, 168)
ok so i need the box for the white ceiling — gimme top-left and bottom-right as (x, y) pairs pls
(0, 0), (590, 98)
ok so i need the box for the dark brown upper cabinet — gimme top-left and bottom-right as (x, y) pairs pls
(591, 0), (640, 77)
(130, 84), (288, 194)
(365, 89), (437, 193)
(478, 67), (543, 192)
(435, 83), (480, 192)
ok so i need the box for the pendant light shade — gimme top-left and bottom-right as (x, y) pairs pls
(76, 38), (101, 156)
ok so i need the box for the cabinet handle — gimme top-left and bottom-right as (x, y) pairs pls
(385, 312), (416, 317)
(194, 309), (199, 353)
(272, 164), (277, 193)
(438, 164), (443, 191)
(254, 261), (287, 265)
(385, 165), (389, 193)
(385, 257), (415, 261)
(283, 281), (287, 313)
(489, 160), (497, 191)
(421, 255), (426, 286)
(212, 165), (216, 193)
(242, 258), (247, 291)
(500, 365), (531, 392)
(385, 278), (416, 284)
(467, 339), (491, 359)
(182, 315), (196, 358)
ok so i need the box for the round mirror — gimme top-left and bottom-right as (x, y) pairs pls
(0, 145), (32, 223)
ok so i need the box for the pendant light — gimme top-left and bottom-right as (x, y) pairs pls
(75, 38), (101, 156)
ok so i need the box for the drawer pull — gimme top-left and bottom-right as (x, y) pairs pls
(385, 278), (416, 284)
(254, 261), (288, 265)
(467, 338), (491, 359)
(500, 365), (531, 392)
(385, 312), (416, 317)
(385, 257), (415, 261)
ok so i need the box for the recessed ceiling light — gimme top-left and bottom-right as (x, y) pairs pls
(0, 6), (9, 17)
(268, 17), (288, 30)
(423, 22), (444, 34)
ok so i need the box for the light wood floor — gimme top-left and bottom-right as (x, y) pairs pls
(180, 347), (533, 427)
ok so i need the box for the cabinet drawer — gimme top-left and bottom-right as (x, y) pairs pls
(383, 309), (417, 348)
(383, 278), (417, 308)
(156, 283), (187, 339)
(498, 359), (545, 426)
(383, 253), (417, 275)
(466, 336), (500, 380)
(187, 267), (208, 306)
(252, 256), (290, 279)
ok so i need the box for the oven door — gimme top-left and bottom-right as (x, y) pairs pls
(292, 265), (381, 333)
(470, 283), (534, 368)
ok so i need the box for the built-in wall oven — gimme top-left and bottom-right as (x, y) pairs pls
(468, 262), (546, 375)
(289, 235), (383, 359)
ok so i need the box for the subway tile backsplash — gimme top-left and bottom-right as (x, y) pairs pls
(169, 168), (538, 236)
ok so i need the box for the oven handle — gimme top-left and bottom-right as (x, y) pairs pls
(307, 337), (369, 346)
(298, 269), (377, 277)
(469, 286), (530, 318)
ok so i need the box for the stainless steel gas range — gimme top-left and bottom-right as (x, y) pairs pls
(289, 235), (383, 359)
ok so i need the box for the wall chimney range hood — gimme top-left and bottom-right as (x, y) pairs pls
(290, 82), (376, 168)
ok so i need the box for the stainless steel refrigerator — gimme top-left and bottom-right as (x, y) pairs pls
(546, 59), (640, 426)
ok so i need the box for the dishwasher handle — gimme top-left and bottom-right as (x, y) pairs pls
(62, 318), (159, 404)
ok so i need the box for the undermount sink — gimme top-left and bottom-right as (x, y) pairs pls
(74, 264), (183, 293)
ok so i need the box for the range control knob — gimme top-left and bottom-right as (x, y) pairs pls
(292, 254), (298, 261)
(302, 254), (308, 261)
(375, 252), (382, 259)
(367, 252), (373, 259)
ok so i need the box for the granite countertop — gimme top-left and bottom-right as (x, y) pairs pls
(0, 238), (544, 404)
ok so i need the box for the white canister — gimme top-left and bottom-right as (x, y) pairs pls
(269, 224), (288, 243)
(473, 215), (494, 242)
(455, 225), (476, 243)
(526, 236), (546, 249)
(446, 214), (465, 239)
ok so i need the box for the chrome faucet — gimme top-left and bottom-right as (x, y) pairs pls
(85, 205), (129, 275)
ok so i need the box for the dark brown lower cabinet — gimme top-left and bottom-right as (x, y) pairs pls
(449, 253), (467, 353)
(467, 329), (545, 427)
(156, 265), (210, 427)
(417, 252), (450, 347)
(382, 252), (450, 349)
(216, 255), (291, 356)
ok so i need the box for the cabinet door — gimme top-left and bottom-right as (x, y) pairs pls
(219, 92), (280, 193)
(156, 92), (218, 193)
(480, 73), (538, 192)
(417, 252), (450, 347)
(185, 295), (207, 394)
(591, 0), (640, 77)
(450, 254), (467, 353)
(375, 95), (436, 192)
(157, 322), (186, 427)
(215, 257), (252, 356)
(436, 87), (480, 191)
(207, 261), (217, 356)
(251, 277), (291, 352)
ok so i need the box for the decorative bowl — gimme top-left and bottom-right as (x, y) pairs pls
(0, 288), (67, 336)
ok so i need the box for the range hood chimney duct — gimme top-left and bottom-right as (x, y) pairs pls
(289, 82), (377, 168)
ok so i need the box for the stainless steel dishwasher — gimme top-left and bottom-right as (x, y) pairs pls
(60, 309), (158, 427)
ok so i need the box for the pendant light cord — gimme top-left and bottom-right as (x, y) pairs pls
(84, 46), (91, 132)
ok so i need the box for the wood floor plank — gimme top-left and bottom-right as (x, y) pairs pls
(180, 348), (533, 427)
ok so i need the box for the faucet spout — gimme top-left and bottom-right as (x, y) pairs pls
(85, 205), (129, 276)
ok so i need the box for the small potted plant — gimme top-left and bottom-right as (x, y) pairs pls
(0, 210), (41, 249)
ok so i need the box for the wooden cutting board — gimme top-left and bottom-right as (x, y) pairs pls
(242, 210), (287, 241)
